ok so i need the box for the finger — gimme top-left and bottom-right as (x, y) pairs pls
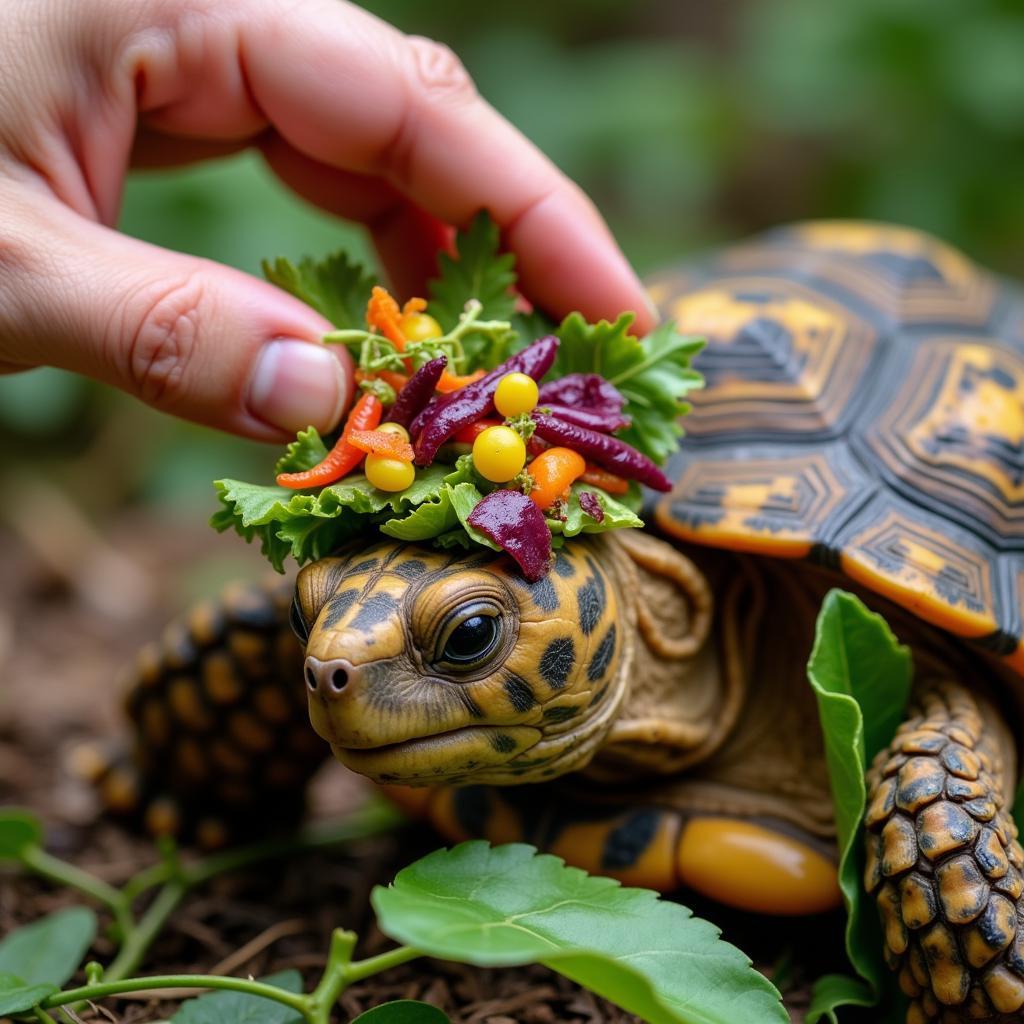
(0, 195), (352, 441)
(118, 0), (655, 332)
(260, 134), (451, 298)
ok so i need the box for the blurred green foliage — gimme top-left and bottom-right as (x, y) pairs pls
(2, 0), (1023, 514)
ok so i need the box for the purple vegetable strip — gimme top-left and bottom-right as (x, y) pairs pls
(467, 489), (552, 582)
(385, 356), (447, 428)
(531, 412), (672, 491)
(578, 491), (604, 522)
(537, 373), (625, 416)
(543, 404), (630, 433)
(414, 335), (559, 466)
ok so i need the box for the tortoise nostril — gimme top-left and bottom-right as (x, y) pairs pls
(305, 666), (317, 692)
(330, 667), (348, 691)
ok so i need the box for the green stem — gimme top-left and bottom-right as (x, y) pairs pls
(345, 945), (422, 985)
(20, 847), (133, 939)
(41, 975), (308, 1014)
(32, 1008), (57, 1024)
(307, 929), (357, 1024)
(103, 879), (188, 982)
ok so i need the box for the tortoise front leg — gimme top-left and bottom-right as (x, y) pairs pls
(865, 679), (1024, 1022)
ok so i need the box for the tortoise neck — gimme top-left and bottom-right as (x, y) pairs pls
(586, 535), (750, 778)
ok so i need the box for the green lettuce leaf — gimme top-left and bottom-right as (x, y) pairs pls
(275, 427), (329, 475)
(550, 484), (644, 537)
(551, 313), (704, 464)
(804, 591), (912, 1024)
(262, 252), (376, 329)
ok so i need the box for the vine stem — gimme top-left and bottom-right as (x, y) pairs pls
(40, 975), (309, 1015)
(345, 945), (422, 984)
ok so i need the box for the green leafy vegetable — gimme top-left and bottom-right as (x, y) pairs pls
(171, 970), (304, 1024)
(552, 313), (703, 464)
(372, 841), (787, 1024)
(351, 1001), (451, 1024)
(0, 907), (97, 989)
(0, 807), (42, 862)
(551, 484), (643, 537)
(428, 212), (517, 333)
(804, 591), (913, 1024)
(263, 252), (376, 329)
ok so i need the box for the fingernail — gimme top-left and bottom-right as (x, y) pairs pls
(248, 339), (346, 434)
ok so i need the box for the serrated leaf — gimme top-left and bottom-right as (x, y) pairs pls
(0, 907), (96, 987)
(428, 212), (517, 333)
(351, 1001), (450, 1023)
(551, 314), (703, 465)
(171, 970), (304, 1024)
(0, 973), (58, 1015)
(0, 808), (42, 862)
(806, 591), (913, 1016)
(372, 842), (786, 1024)
(263, 252), (376, 329)
(275, 427), (329, 475)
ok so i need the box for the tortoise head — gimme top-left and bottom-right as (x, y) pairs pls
(292, 538), (633, 786)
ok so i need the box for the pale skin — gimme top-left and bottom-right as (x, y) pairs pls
(0, 0), (654, 441)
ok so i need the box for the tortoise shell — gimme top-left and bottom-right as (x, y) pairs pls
(646, 222), (1024, 674)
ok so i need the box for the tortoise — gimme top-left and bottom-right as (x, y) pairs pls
(89, 222), (1024, 1023)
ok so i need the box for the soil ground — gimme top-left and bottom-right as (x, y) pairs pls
(0, 513), (840, 1023)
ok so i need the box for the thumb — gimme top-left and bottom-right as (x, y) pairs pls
(1, 198), (352, 440)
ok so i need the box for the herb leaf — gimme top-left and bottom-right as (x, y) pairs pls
(805, 591), (912, 1023)
(428, 212), (517, 331)
(170, 970), (304, 1024)
(373, 842), (787, 1024)
(0, 974), (58, 1016)
(263, 252), (376, 329)
(552, 314), (703, 464)
(0, 906), (97, 988)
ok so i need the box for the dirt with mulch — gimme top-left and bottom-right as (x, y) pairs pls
(0, 512), (842, 1023)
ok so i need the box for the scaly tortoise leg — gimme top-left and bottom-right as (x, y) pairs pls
(865, 679), (1024, 1023)
(76, 578), (329, 847)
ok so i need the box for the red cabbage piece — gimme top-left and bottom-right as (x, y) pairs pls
(466, 489), (552, 582)
(537, 373), (625, 416)
(578, 491), (604, 522)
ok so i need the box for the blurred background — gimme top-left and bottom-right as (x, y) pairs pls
(2, 0), (1024, 607)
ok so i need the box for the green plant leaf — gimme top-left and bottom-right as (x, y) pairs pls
(372, 842), (786, 1024)
(170, 970), (304, 1024)
(428, 212), (517, 332)
(263, 252), (376, 329)
(0, 973), (58, 1015)
(275, 427), (329, 475)
(0, 808), (43, 862)
(806, 590), (913, 1017)
(551, 313), (704, 465)
(0, 907), (97, 987)
(805, 973), (876, 1024)
(550, 484), (644, 537)
(351, 1001), (451, 1023)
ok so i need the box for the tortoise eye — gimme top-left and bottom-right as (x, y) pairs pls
(289, 595), (311, 646)
(436, 603), (501, 670)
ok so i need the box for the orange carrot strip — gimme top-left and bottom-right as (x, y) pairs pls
(580, 466), (630, 495)
(436, 368), (486, 393)
(453, 418), (502, 444)
(527, 447), (586, 510)
(366, 285), (407, 350)
(346, 429), (415, 462)
(377, 369), (411, 391)
(276, 394), (383, 489)
(402, 297), (427, 316)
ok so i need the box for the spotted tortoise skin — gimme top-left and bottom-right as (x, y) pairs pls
(95, 578), (326, 846)
(647, 222), (1024, 675)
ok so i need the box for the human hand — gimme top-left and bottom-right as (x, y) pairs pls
(0, 0), (654, 441)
